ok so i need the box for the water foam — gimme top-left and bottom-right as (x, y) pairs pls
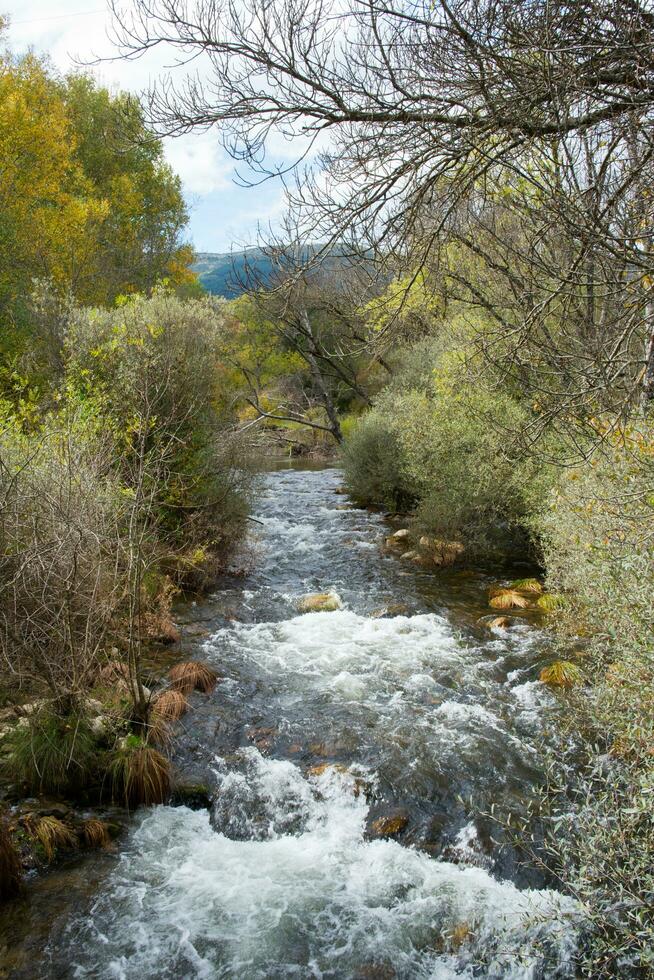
(70, 754), (578, 979)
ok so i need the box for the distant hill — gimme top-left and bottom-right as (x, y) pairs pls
(192, 246), (363, 297)
(192, 248), (275, 298)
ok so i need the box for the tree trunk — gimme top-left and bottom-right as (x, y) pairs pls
(641, 296), (654, 413)
(299, 308), (343, 443)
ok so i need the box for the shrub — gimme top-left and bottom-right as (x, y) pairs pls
(0, 410), (129, 704)
(169, 661), (218, 695)
(341, 411), (414, 511)
(529, 423), (654, 974)
(109, 735), (171, 808)
(66, 288), (257, 586)
(5, 709), (98, 796)
(342, 331), (548, 559)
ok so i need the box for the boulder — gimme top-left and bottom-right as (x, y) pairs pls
(400, 550), (416, 560)
(297, 592), (342, 613)
(392, 528), (410, 540)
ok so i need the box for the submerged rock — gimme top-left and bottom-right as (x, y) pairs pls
(297, 592), (342, 613)
(368, 810), (409, 838)
(370, 603), (410, 618)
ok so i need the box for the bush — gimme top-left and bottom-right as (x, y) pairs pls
(0, 409), (129, 704)
(528, 424), (654, 975)
(5, 709), (99, 795)
(342, 332), (547, 559)
(341, 411), (414, 511)
(66, 288), (256, 585)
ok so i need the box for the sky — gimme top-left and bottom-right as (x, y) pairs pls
(3, 0), (292, 253)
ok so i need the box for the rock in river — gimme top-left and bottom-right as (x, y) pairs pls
(297, 592), (342, 613)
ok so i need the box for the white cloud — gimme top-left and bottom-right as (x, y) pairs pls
(163, 131), (233, 196)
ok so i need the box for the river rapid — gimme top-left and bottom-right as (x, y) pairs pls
(0, 464), (580, 979)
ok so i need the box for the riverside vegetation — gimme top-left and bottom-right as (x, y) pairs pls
(0, 24), (257, 896)
(3, 2), (654, 977)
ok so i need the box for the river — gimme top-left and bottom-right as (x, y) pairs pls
(0, 464), (579, 978)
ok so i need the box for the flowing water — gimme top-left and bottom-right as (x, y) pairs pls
(0, 464), (580, 978)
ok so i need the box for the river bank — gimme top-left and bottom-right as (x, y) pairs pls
(0, 463), (581, 978)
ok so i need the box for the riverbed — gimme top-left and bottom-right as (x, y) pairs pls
(0, 464), (579, 978)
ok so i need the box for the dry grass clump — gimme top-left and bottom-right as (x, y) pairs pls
(169, 661), (218, 694)
(144, 713), (173, 748)
(110, 737), (171, 807)
(535, 592), (563, 612)
(540, 660), (583, 689)
(487, 616), (511, 629)
(0, 815), (22, 899)
(99, 660), (130, 684)
(511, 578), (544, 595)
(152, 689), (189, 721)
(489, 588), (530, 610)
(27, 815), (77, 862)
(81, 819), (111, 849)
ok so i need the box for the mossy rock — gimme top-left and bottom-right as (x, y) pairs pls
(170, 782), (212, 810)
(297, 592), (342, 613)
(369, 811), (409, 838)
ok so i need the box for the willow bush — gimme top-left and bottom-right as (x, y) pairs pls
(66, 288), (256, 587)
(342, 331), (546, 560)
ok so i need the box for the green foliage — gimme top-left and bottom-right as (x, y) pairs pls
(61, 73), (194, 304)
(342, 328), (547, 558)
(0, 40), (196, 404)
(5, 710), (98, 796)
(341, 411), (414, 511)
(66, 288), (256, 583)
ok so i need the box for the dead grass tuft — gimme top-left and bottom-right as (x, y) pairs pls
(81, 818), (111, 849)
(27, 815), (77, 862)
(169, 661), (218, 694)
(152, 689), (189, 721)
(489, 588), (530, 610)
(145, 713), (173, 748)
(540, 660), (583, 689)
(110, 742), (171, 808)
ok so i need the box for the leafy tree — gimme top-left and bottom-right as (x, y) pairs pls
(0, 29), (197, 396)
(62, 74), (193, 303)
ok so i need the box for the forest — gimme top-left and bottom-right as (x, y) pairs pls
(1, 2), (654, 978)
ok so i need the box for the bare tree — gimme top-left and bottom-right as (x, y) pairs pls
(108, 0), (654, 432)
